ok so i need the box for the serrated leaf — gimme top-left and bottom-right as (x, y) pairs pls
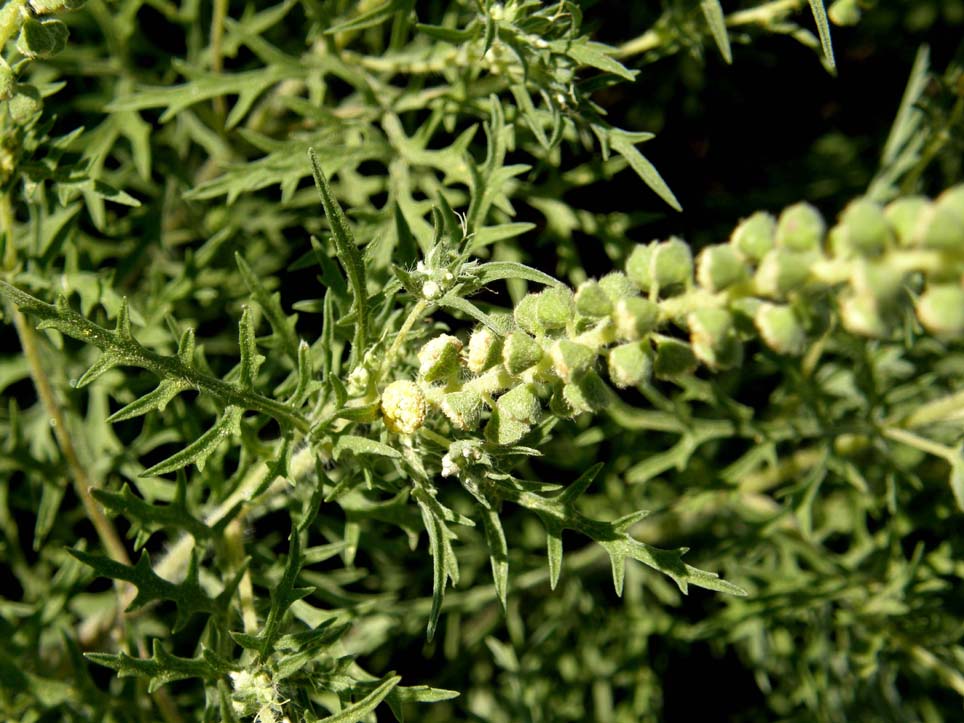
(107, 379), (189, 422)
(237, 307), (265, 390)
(237, 253), (300, 362)
(69, 548), (217, 628)
(91, 483), (213, 542)
(333, 435), (401, 461)
(86, 640), (234, 693)
(141, 406), (243, 476)
(258, 527), (314, 661)
(700, 0), (732, 64)
(415, 491), (461, 641)
(316, 676), (401, 723)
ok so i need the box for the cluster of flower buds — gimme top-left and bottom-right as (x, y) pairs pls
(380, 187), (964, 445)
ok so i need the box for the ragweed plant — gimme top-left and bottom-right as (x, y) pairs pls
(1, 1), (964, 721)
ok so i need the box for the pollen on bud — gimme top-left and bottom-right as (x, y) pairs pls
(418, 334), (462, 383)
(775, 202), (825, 252)
(754, 303), (806, 355)
(916, 284), (964, 337)
(696, 245), (748, 292)
(381, 380), (427, 435)
(612, 297), (659, 341)
(607, 342), (653, 388)
(730, 211), (776, 262)
(465, 327), (502, 373)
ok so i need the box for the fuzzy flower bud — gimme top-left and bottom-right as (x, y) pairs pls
(754, 249), (811, 298)
(558, 370), (610, 416)
(916, 284), (964, 337)
(612, 297), (659, 341)
(502, 331), (543, 375)
(418, 334), (462, 383)
(465, 327), (502, 373)
(513, 293), (541, 334)
(487, 384), (541, 445)
(0, 64), (13, 102)
(730, 211), (776, 262)
(607, 342), (653, 388)
(884, 196), (929, 247)
(696, 245), (748, 292)
(17, 18), (70, 59)
(598, 272), (637, 301)
(574, 280), (613, 318)
(839, 292), (889, 338)
(833, 198), (892, 257)
(776, 202), (825, 252)
(912, 195), (964, 250)
(441, 390), (484, 431)
(8, 85), (43, 123)
(653, 338), (697, 380)
(625, 244), (653, 291)
(688, 308), (742, 369)
(381, 380), (427, 435)
(754, 303), (806, 355)
(549, 339), (596, 382)
(536, 287), (574, 332)
(649, 238), (693, 292)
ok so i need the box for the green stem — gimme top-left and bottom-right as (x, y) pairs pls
(379, 298), (430, 381)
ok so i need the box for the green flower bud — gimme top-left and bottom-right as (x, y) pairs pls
(502, 331), (543, 375)
(688, 308), (742, 369)
(839, 292), (889, 338)
(418, 334), (462, 383)
(17, 18), (69, 59)
(560, 370), (610, 416)
(598, 272), (636, 301)
(776, 202), (825, 252)
(916, 284), (964, 336)
(536, 287), (573, 332)
(513, 293), (541, 335)
(466, 327), (502, 373)
(607, 342), (653, 388)
(0, 64), (13, 102)
(696, 245), (748, 292)
(754, 303), (806, 355)
(441, 390), (484, 431)
(486, 384), (541, 445)
(936, 185), (964, 224)
(574, 280), (613, 318)
(828, 0), (861, 25)
(834, 198), (892, 256)
(884, 196), (929, 246)
(613, 296), (659, 341)
(649, 237), (693, 291)
(653, 337), (697, 380)
(625, 243), (653, 291)
(381, 380), (427, 435)
(28, 0), (87, 13)
(8, 85), (43, 124)
(912, 194), (964, 250)
(754, 249), (811, 298)
(851, 261), (903, 308)
(730, 211), (776, 262)
(549, 339), (596, 382)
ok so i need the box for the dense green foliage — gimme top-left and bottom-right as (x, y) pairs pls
(1, 1), (964, 721)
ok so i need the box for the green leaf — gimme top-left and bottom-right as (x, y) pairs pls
(107, 379), (190, 422)
(481, 507), (509, 611)
(554, 39), (637, 81)
(325, 0), (414, 34)
(91, 483), (216, 543)
(949, 447), (964, 512)
(86, 640), (234, 694)
(141, 406), (243, 476)
(237, 307), (265, 390)
(607, 130), (682, 211)
(700, 0), (732, 64)
(236, 253), (300, 362)
(473, 261), (564, 288)
(807, 0), (836, 72)
(69, 548), (217, 629)
(333, 435), (401, 461)
(315, 676), (401, 723)
(414, 489), (462, 641)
